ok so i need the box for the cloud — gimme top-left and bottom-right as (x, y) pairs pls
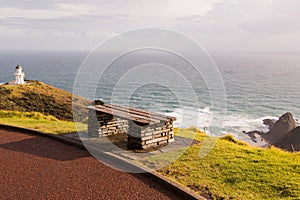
(0, 0), (299, 52)
(0, 3), (96, 20)
(0, 0), (57, 9)
(173, 0), (300, 52)
(237, 0), (300, 34)
(0, 0), (215, 20)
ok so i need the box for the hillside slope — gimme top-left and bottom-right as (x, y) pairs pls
(148, 128), (300, 199)
(0, 81), (91, 121)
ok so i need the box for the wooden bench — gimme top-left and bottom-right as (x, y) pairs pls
(87, 104), (176, 150)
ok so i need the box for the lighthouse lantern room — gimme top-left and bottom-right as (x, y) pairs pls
(14, 64), (26, 85)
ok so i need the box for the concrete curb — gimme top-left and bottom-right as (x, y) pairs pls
(0, 124), (206, 200)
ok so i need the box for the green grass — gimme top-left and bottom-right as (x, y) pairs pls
(0, 110), (87, 134)
(145, 128), (300, 200)
(0, 80), (92, 121)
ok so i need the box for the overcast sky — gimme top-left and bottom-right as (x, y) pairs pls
(0, 0), (299, 52)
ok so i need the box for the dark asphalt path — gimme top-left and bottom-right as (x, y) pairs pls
(0, 128), (185, 200)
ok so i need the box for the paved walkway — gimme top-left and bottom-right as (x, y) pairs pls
(62, 131), (198, 172)
(0, 128), (185, 200)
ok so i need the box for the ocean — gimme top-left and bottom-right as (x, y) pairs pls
(0, 50), (299, 142)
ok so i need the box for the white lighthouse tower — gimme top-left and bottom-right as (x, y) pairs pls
(14, 64), (26, 85)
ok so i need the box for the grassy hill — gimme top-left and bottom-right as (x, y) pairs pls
(143, 128), (300, 200)
(0, 81), (91, 121)
(0, 110), (86, 134)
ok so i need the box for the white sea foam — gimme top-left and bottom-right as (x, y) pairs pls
(163, 106), (281, 141)
(163, 106), (212, 129)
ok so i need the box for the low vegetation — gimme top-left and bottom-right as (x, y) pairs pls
(145, 128), (300, 200)
(0, 81), (91, 121)
(0, 110), (86, 134)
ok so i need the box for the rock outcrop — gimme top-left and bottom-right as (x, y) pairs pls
(243, 112), (300, 152)
(264, 112), (296, 144)
(263, 119), (276, 130)
(274, 126), (300, 152)
(243, 130), (265, 143)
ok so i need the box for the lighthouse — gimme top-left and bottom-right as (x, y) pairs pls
(14, 64), (26, 85)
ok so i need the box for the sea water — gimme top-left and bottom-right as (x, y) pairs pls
(0, 50), (299, 141)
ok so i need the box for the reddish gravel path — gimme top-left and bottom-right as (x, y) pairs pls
(0, 128), (184, 200)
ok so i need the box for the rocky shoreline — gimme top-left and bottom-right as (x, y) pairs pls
(243, 112), (300, 152)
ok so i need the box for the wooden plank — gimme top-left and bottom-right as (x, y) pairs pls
(106, 104), (176, 121)
(97, 105), (161, 123)
(87, 105), (159, 124)
(87, 104), (176, 123)
(105, 104), (167, 121)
